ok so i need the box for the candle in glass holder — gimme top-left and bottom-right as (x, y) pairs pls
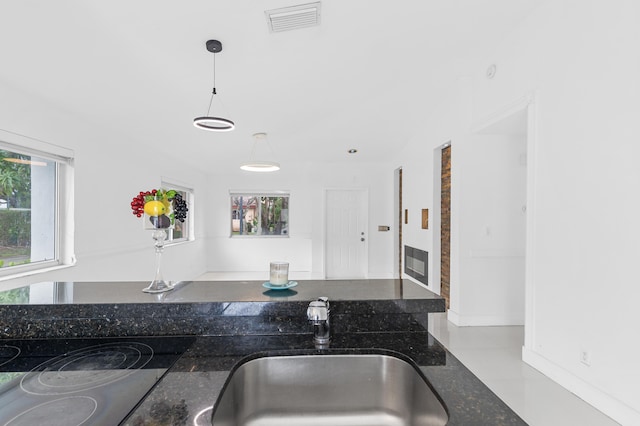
(269, 262), (289, 285)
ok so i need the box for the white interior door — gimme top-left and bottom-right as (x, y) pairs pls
(325, 189), (368, 278)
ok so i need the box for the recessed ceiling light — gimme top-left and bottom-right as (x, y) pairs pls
(348, 149), (358, 154)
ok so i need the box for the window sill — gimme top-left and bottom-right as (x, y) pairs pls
(165, 238), (196, 248)
(0, 262), (76, 283)
(229, 235), (290, 239)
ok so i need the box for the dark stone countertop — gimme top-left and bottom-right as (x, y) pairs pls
(124, 332), (527, 426)
(0, 279), (444, 305)
(0, 279), (445, 339)
(0, 279), (526, 425)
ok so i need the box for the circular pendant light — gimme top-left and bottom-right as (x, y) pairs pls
(240, 161), (281, 172)
(193, 39), (235, 132)
(240, 133), (280, 172)
(193, 116), (235, 132)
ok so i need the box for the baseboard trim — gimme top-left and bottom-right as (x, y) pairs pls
(522, 347), (639, 425)
(366, 272), (397, 279)
(447, 309), (524, 326)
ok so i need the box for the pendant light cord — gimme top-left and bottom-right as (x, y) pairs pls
(248, 134), (277, 161)
(206, 53), (217, 116)
(249, 138), (257, 160)
(194, 39), (235, 131)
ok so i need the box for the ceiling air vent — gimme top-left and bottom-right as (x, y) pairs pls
(265, 2), (321, 33)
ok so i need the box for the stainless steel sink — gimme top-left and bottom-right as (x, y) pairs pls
(211, 352), (448, 426)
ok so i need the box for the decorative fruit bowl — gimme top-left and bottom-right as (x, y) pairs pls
(130, 188), (189, 293)
(130, 188), (188, 229)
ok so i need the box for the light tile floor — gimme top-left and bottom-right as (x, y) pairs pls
(428, 313), (620, 426)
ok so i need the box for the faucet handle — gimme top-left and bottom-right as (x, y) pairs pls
(317, 296), (330, 311)
(307, 301), (328, 321)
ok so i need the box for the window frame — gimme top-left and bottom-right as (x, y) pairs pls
(0, 129), (75, 281)
(160, 179), (194, 245)
(229, 191), (290, 238)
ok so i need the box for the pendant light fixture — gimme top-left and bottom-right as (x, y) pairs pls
(240, 133), (280, 172)
(193, 39), (235, 132)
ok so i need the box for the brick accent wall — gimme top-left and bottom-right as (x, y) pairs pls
(440, 146), (451, 309)
(398, 168), (403, 278)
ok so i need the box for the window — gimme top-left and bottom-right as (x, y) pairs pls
(0, 130), (74, 279)
(230, 192), (289, 237)
(161, 180), (194, 243)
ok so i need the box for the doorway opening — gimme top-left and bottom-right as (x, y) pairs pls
(464, 93), (536, 331)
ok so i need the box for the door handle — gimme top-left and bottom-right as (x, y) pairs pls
(361, 237), (365, 242)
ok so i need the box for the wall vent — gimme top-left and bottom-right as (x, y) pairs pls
(265, 2), (321, 33)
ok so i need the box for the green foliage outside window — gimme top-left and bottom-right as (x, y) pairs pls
(0, 210), (30, 247)
(0, 286), (30, 304)
(0, 150), (31, 209)
(0, 285), (28, 386)
(231, 194), (289, 236)
(0, 150), (32, 267)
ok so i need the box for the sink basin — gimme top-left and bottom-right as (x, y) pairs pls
(211, 351), (448, 426)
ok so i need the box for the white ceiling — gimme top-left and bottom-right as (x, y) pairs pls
(0, 0), (538, 174)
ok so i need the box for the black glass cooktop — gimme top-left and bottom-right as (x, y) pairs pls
(0, 336), (195, 426)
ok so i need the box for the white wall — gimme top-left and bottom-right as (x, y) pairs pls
(396, 81), (526, 326)
(397, 0), (640, 423)
(393, 77), (472, 295)
(473, 1), (640, 423)
(204, 161), (394, 279)
(450, 134), (527, 326)
(0, 80), (209, 290)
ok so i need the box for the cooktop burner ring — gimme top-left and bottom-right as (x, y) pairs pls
(20, 342), (154, 395)
(4, 396), (98, 426)
(0, 345), (21, 368)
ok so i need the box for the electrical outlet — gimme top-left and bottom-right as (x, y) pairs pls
(580, 350), (591, 366)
